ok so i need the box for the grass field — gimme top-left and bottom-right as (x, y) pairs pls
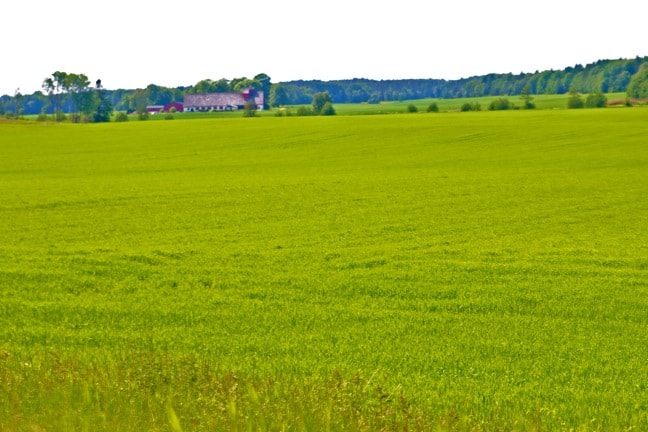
(1, 108), (647, 430)
(119, 92), (632, 120)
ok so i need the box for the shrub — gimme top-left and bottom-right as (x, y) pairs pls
(164, 113), (174, 120)
(488, 98), (513, 111)
(427, 102), (439, 113)
(115, 112), (129, 122)
(406, 104), (418, 113)
(242, 100), (257, 117)
(138, 111), (150, 121)
(585, 92), (607, 108)
(169, 107), (177, 114)
(296, 106), (314, 116)
(460, 102), (481, 112)
(320, 102), (336, 116)
(523, 100), (536, 109)
(567, 91), (584, 109)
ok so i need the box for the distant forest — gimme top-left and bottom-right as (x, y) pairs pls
(2, 56), (647, 116)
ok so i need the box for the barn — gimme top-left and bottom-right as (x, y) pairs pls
(184, 89), (264, 112)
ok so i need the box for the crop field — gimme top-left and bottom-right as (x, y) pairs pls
(1, 108), (647, 430)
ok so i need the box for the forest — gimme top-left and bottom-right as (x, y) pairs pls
(1, 56), (647, 116)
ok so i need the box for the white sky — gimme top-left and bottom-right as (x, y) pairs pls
(2, 0), (646, 96)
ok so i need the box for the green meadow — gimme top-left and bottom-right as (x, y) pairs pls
(1, 108), (647, 430)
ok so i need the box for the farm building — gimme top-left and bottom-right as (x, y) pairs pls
(146, 105), (164, 114)
(164, 102), (184, 112)
(184, 88), (264, 112)
(145, 102), (184, 114)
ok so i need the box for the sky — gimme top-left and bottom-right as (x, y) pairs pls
(2, 0), (646, 96)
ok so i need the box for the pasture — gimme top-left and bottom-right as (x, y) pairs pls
(1, 108), (647, 430)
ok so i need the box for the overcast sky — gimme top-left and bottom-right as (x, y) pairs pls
(2, 0), (646, 96)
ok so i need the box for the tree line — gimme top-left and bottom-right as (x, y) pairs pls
(2, 57), (647, 117)
(271, 56), (648, 105)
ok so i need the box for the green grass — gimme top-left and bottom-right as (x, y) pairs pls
(100, 92), (630, 120)
(1, 109), (647, 430)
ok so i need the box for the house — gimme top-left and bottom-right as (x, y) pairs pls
(184, 88), (264, 112)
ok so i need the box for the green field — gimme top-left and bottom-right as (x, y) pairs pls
(1, 108), (647, 430)
(112, 92), (631, 120)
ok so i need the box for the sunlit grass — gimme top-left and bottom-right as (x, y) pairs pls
(1, 108), (647, 430)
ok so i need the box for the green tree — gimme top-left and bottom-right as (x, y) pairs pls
(460, 102), (481, 111)
(189, 79), (231, 94)
(242, 100), (257, 117)
(64, 73), (92, 122)
(427, 102), (439, 112)
(232, 78), (261, 92)
(93, 79), (113, 122)
(585, 92), (607, 108)
(296, 106), (314, 116)
(12, 89), (24, 118)
(406, 103), (418, 113)
(567, 90), (584, 109)
(320, 102), (336, 116)
(254, 73), (272, 109)
(269, 84), (289, 107)
(43, 71), (68, 121)
(519, 84), (535, 109)
(312, 91), (333, 115)
(627, 64), (648, 98)
(488, 98), (513, 110)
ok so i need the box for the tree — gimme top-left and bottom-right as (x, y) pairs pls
(43, 71), (68, 121)
(585, 92), (607, 108)
(242, 100), (257, 117)
(427, 102), (439, 112)
(406, 103), (418, 113)
(232, 77), (261, 92)
(189, 78), (231, 94)
(460, 102), (481, 111)
(488, 98), (513, 110)
(12, 89), (24, 118)
(93, 79), (113, 122)
(53, 72), (92, 122)
(627, 64), (648, 98)
(567, 90), (584, 109)
(254, 73), (272, 109)
(312, 91), (333, 115)
(320, 102), (336, 116)
(269, 84), (289, 107)
(519, 84), (535, 109)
